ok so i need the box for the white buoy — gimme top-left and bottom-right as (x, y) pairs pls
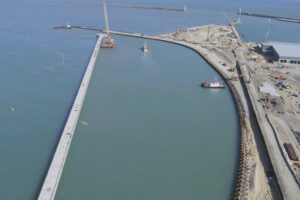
(11, 106), (15, 112)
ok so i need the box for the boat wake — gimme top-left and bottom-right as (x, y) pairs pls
(141, 53), (160, 75)
(80, 121), (89, 126)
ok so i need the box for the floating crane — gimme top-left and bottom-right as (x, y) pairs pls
(100, 0), (116, 48)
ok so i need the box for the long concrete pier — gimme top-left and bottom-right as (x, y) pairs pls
(38, 34), (104, 200)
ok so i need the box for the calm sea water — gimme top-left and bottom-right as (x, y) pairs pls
(0, 0), (299, 199)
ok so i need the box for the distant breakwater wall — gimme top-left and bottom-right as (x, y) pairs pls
(240, 11), (300, 24)
(108, 3), (186, 12)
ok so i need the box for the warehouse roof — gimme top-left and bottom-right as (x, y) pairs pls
(265, 42), (300, 59)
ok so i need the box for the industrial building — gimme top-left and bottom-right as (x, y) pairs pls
(260, 42), (300, 65)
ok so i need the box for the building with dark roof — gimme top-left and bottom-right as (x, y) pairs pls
(261, 42), (300, 65)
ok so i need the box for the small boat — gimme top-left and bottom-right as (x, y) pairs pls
(142, 40), (149, 52)
(201, 79), (225, 88)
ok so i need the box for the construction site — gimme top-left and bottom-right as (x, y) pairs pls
(157, 23), (300, 199)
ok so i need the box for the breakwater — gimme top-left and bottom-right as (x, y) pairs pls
(108, 3), (186, 12)
(53, 25), (102, 32)
(240, 11), (300, 24)
(38, 34), (103, 200)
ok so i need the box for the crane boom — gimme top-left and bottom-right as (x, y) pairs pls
(263, 21), (274, 42)
(103, 1), (110, 35)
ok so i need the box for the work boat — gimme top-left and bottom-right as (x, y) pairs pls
(201, 79), (225, 88)
(142, 41), (149, 52)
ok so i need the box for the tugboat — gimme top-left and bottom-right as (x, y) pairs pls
(201, 79), (225, 88)
(142, 40), (149, 52)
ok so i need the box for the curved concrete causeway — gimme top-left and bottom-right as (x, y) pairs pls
(38, 34), (104, 200)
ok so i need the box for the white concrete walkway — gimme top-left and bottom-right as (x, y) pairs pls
(38, 34), (104, 200)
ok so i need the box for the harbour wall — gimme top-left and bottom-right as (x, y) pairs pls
(38, 34), (104, 200)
